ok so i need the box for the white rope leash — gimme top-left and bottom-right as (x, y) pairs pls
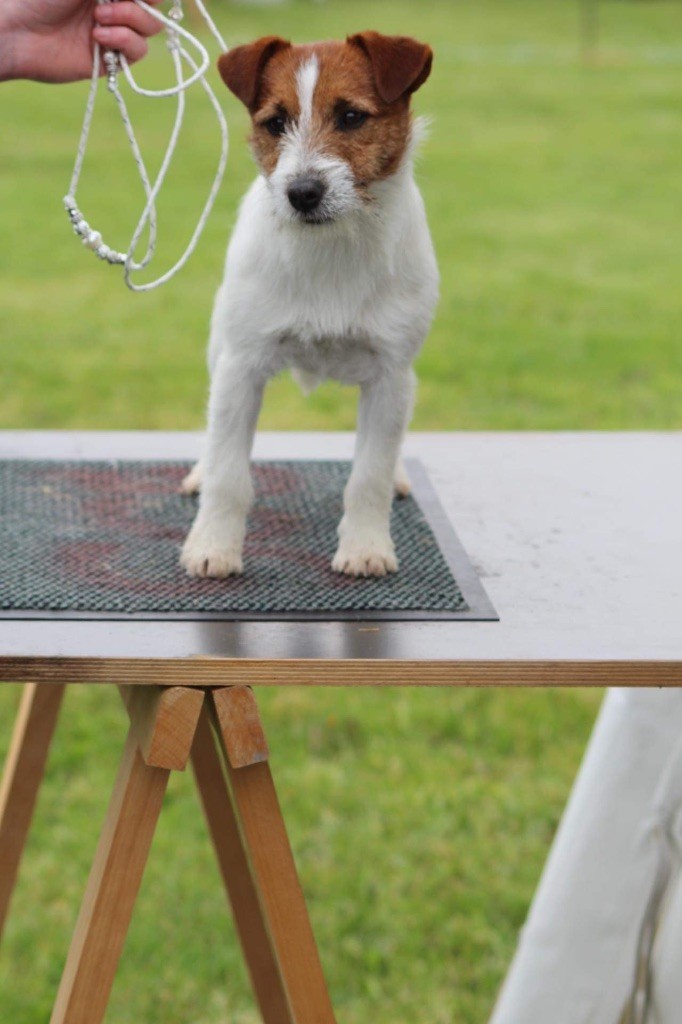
(64, 0), (228, 292)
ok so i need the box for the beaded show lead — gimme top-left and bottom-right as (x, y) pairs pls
(63, 0), (229, 292)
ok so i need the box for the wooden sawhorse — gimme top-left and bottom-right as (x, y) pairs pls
(0, 682), (335, 1024)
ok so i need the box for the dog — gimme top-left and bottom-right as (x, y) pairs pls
(180, 31), (439, 579)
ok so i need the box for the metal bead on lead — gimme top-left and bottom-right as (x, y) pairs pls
(104, 50), (119, 92)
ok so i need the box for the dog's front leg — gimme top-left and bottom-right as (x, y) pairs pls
(181, 354), (265, 577)
(333, 366), (415, 577)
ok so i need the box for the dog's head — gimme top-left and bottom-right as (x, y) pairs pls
(217, 32), (433, 227)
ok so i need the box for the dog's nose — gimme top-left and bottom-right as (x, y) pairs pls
(287, 178), (326, 214)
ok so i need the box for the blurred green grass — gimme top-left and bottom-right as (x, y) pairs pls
(0, 0), (680, 429)
(0, 685), (603, 1024)
(0, 1), (679, 1022)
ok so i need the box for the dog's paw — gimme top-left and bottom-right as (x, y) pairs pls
(180, 527), (243, 578)
(181, 543), (243, 578)
(394, 470), (411, 498)
(332, 535), (398, 578)
(180, 462), (203, 496)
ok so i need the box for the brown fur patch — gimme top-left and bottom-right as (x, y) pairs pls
(348, 32), (433, 105)
(249, 44), (305, 175)
(217, 37), (291, 111)
(221, 34), (433, 189)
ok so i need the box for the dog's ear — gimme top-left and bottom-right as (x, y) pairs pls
(217, 36), (291, 110)
(348, 32), (433, 104)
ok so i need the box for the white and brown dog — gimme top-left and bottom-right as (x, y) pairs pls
(181, 31), (439, 579)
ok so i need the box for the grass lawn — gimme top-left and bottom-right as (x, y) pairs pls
(0, 687), (603, 1024)
(0, 1), (679, 1021)
(0, 0), (680, 430)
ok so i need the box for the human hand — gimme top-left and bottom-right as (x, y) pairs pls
(0, 0), (164, 84)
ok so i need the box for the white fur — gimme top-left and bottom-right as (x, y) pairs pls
(296, 56), (319, 131)
(181, 119), (439, 578)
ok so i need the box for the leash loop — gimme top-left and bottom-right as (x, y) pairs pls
(64, 0), (229, 291)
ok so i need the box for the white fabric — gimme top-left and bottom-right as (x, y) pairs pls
(651, 871), (682, 1023)
(489, 688), (682, 1024)
(648, 738), (682, 1024)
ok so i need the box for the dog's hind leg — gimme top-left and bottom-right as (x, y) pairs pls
(394, 456), (411, 498)
(180, 460), (203, 495)
(394, 370), (416, 498)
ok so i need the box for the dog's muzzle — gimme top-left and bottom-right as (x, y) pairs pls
(287, 177), (327, 216)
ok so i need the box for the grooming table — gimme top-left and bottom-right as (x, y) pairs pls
(1, 430), (681, 1024)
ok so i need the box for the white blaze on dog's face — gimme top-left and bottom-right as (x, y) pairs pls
(217, 33), (433, 226)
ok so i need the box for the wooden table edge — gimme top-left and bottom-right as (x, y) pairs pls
(1, 658), (680, 687)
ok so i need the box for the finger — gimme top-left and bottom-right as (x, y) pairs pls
(92, 26), (149, 64)
(94, 2), (163, 40)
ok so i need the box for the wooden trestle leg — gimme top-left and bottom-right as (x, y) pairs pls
(0, 683), (66, 942)
(204, 686), (337, 1024)
(49, 686), (204, 1024)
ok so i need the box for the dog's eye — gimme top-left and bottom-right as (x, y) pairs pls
(337, 109), (369, 132)
(264, 116), (287, 137)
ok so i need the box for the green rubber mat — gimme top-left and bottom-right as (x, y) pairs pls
(0, 459), (496, 621)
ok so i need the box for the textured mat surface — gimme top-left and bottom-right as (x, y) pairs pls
(0, 460), (469, 619)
